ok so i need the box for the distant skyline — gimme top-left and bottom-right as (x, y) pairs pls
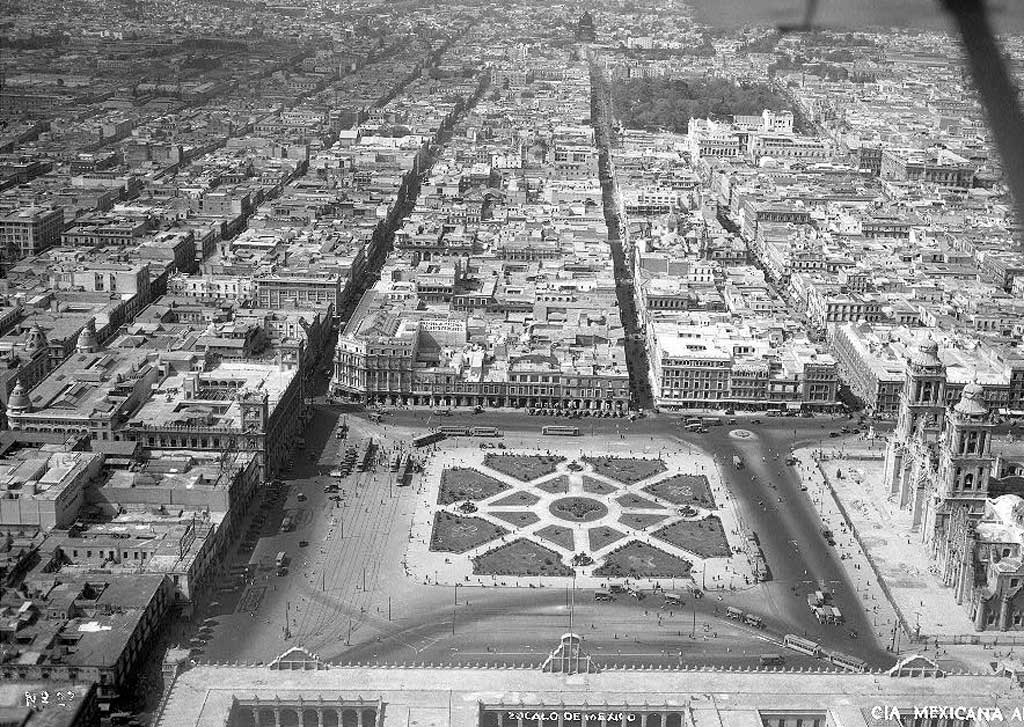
(684, 0), (1024, 34)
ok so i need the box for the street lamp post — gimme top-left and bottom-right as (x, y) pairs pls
(452, 583), (461, 636)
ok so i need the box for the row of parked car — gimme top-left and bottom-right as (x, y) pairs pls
(593, 584), (706, 603)
(527, 408), (628, 418)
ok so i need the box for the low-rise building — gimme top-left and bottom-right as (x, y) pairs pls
(0, 450), (101, 530)
(124, 359), (304, 479)
(1, 574), (173, 701)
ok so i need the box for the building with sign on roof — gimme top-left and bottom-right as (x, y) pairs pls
(156, 651), (1018, 727)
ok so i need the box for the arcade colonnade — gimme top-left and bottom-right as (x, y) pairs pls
(233, 699), (380, 727)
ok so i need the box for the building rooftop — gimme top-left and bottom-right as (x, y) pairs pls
(159, 663), (1016, 727)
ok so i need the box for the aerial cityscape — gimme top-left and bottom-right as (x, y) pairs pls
(1, 0), (1024, 724)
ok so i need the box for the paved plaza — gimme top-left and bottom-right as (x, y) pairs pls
(196, 412), (897, 671)
(800, 446), (978, 637)
(407, 442), (754, 589)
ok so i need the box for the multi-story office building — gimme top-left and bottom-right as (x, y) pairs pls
(0, 206), (63, 261)
(880, 148), (976, 187)
(647, 319), (839, 411)
(254, 271), (344, 313)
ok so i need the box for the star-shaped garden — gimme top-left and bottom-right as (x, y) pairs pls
(423, 451), (736, 582)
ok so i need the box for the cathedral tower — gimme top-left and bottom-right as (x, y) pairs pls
(926, 383), (995, 603)
(884, 338), (946, 510)
(936, 382), (994, 505)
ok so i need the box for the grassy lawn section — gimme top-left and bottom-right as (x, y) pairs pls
(653, 516), (732, 558)
(472, 539), (574, 576)
(536, 524), (575, 551)
(438, 468), (509, 505)
(549, 496), (608, 522)
(618, 513), (670, 531)
(490, 490), (542, 507)
(642, 474), (716, 508)
(429, 512), (508, 554)
(484, 453), (566, 481)
(490, 511), (542, 529)
(535, 476), (570, 494)
(615, 493), (667, 510)
(582, 476), (618, 495)
(588, 526), (626, 552)
(593, 540), (692, 579)
(583, 456), (666, 484)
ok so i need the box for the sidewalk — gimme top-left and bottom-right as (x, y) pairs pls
(792, 447), (905, 647)
(793, 446), (1013, 671)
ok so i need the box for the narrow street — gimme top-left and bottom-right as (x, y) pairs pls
(590, 53), (655, 411)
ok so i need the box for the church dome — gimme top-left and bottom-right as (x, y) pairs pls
(76, 319), (99, 354)
(7, 379), (30, 413)
(990, 494), (1024, 528)
(954, 382), (988, 417)
(25, 324), (47, 354)
(908, 337), (941, 368)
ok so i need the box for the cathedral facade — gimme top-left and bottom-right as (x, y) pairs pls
(884, 339), (1024, 631)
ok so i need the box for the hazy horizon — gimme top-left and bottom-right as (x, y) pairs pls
(685, 0), (1024, 34)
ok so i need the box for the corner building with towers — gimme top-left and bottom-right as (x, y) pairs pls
(884, 338), (1024, 630)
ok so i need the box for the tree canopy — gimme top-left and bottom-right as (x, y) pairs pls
(611, 77), (795, 133)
